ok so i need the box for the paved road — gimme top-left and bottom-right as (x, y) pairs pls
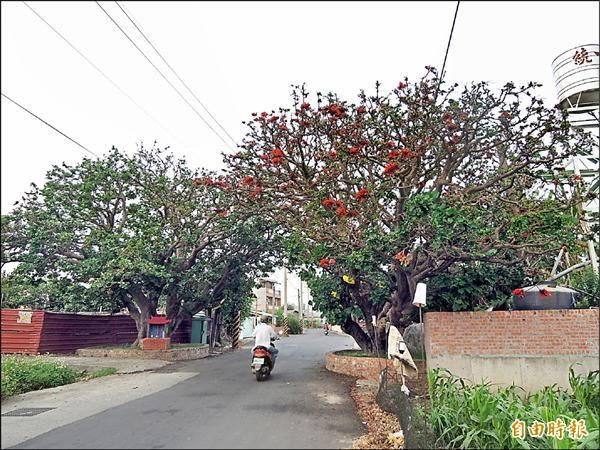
(10, 330), (364, 449)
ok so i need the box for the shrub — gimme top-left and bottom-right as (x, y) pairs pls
(275, 307), (284, 326)
(287, 315), (303, 334)
(1, 355), (81, 398)
(570, 267), (600, 309)
(428, 367), (600, 449)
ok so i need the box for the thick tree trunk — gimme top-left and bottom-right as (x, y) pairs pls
(389, 270), (416, 330)
(127, 287), (157, 348)
(341, 316), (373, 353)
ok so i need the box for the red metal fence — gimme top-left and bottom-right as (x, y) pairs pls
(1, 309), (191, 354)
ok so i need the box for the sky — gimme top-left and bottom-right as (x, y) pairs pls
(2, 1), (599, 213)
(1, 1), (599, 305)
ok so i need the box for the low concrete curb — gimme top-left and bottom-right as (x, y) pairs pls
(325, 351), (399, 381)
(46, 356), (171, 374)
(76, 344), (209, 361)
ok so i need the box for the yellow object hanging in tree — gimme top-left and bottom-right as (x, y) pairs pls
(343, 275), (356, 285)
(331, 290), (339, 298)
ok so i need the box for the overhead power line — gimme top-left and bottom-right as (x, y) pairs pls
(435, 1), (461, 100)
(115, 1), (237, 146)
(1, 92), (99, 158)
(94, 1), (234, 150)
(21, 1), (185, 147)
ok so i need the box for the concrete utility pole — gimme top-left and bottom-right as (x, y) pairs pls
(283, 268), (289, 336)
(283, 269), (288, 316)
(299, 281), (304, 331)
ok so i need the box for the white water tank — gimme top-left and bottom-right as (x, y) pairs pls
(552, 44), (599, 128)
(552, 44), (599, 107)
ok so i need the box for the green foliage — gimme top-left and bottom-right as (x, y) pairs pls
(303, 318), (321, 328)
(287, 315), (302, 334)
(275, 307), (284, 326)
(569, 268), (600, 309)
(1, 355), (80, 398)
(2, 145), (281, 342)
(428, 368), (600, 449)
(424, 262), (527, 313)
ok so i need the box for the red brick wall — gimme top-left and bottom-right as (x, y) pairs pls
(424, 309), (599, 357)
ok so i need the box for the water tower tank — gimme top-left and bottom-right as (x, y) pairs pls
(552, 44), (599, 128)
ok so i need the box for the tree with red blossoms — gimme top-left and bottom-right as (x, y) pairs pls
(225, 68), (597, 352)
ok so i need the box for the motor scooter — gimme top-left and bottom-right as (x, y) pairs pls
(251, 336), (278, 381)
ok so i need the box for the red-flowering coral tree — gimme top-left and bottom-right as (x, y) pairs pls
(226, 68), (596, 352)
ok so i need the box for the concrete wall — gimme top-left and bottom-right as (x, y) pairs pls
(424, 309), (599, 393)
(241, 317), (254, 339)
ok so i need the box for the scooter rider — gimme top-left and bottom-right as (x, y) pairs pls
(252, 316), (279, 363)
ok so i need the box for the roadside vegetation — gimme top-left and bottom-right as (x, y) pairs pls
(1, 355), (116, 398)
(427, 368), (599, 449)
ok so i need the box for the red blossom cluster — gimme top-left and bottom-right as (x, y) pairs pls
(395, 251), (408, 264)
(539, 288), (552, 298)
(355, 189), (369, 202)
(398, 82), (408, 90)
(323, 198), (336, 207)
(348, 147), (360, 155)
(328, 150), (338, 159)
(323, 103), (344, 119)
(512, 288), (525, 298)
(319, 257), (336, 268)
(383, 162), (399, 175)
(266, 148), (284, 165)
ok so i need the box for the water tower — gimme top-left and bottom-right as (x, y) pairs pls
(552, 44), (599, 129)
(551, 44), (599, 276)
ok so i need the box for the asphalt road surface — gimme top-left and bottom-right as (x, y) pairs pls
(12, 329), (364, 449)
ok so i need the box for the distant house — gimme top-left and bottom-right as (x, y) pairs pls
(252, 278), (282, 318)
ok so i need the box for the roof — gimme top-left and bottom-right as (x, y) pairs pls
(147, 316), (170, 325)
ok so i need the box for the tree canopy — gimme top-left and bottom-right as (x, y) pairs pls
(2, 145), (281, 345)
(226, 69), (597, 351)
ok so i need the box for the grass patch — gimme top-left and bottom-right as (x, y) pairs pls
(335, 349), (387, 358)
(1, 355), (80, 399)
(428, 367), (600, 449)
